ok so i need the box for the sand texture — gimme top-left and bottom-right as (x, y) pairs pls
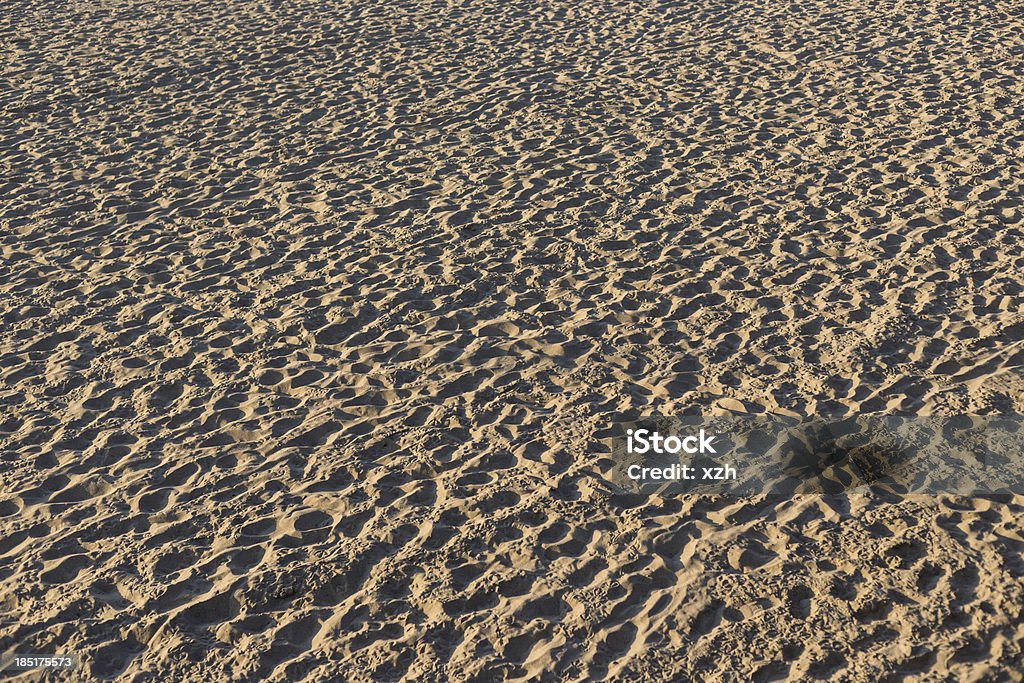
(3, 0), (1024, 679)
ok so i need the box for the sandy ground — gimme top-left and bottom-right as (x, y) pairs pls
(3, 0), (1024, 679)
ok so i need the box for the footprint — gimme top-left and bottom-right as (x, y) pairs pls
(787, 584), (813, 620)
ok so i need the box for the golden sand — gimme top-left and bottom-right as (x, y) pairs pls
(2, 0), (1023, 679)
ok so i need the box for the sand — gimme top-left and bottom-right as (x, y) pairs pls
(2, 0), (1024, 679)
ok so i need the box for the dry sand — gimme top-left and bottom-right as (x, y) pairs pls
(2, 0), (1024, 679)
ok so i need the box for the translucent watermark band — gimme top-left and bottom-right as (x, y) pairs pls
(602, 416), (1024, 496)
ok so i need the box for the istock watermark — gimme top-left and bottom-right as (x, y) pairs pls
(604, 415), (1024, 497)
(626, 428), (718, 455)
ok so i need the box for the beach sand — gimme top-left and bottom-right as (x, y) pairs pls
(2, 0), (1024, 679)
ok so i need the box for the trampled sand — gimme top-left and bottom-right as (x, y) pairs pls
(2, 0), (1024, 679)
